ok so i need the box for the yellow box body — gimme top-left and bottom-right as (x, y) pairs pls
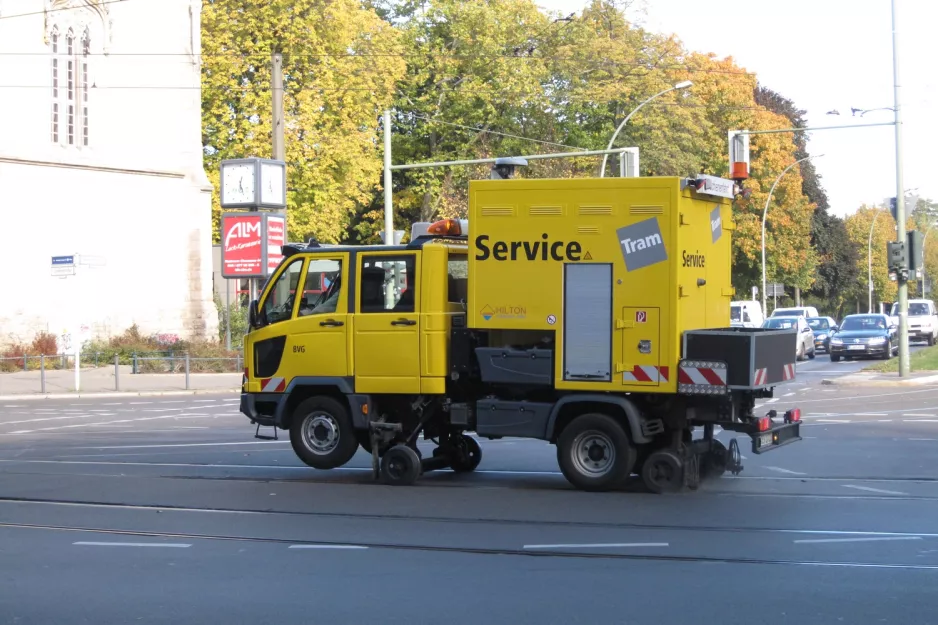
(467, 176), (734, 394)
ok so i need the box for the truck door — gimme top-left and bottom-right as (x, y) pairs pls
(250, 254), (350, 391)
(353, 252), (420, 393)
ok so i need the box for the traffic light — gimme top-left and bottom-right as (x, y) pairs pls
(907, 230), (924, 271)
(888, 241), (907, 273)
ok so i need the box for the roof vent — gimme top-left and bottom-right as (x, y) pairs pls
(490, 157), (528, 180)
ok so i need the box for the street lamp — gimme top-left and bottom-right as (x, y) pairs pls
(599, 80), (693, 178)
(761, 155), (821, 315)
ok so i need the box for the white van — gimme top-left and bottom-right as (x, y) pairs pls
(771, 306), (820, 319)
(889, 299), (938, 345)
(731, 301), (765, 328)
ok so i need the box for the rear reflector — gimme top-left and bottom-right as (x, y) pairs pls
(785, 408), (801, 423)
(757, 417), (771, 432)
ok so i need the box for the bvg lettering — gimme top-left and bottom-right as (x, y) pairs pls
(682, 250), (706, 268)
(475, 234), (582, 262)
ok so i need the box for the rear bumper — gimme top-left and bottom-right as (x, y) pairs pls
(749, 421), (802, 454)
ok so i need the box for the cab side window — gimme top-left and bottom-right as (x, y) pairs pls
(297, 259), (343, 317)
(447, 253), (468, 304)
(261, 258), (305, 325)
(360, 255), (416, 313)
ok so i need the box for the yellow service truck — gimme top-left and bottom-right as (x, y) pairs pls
(240, 162), (802, 492)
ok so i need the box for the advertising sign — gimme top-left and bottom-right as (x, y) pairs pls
(266, 214), (286, 275)
(221, 213), (264, 278)
(221, 212), (287, 278)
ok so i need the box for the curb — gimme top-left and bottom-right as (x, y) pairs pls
(0, 388), (241, 401)
(821, 375), (938, 387)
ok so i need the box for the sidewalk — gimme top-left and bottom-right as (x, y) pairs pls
(822, 370), (938, 387)
(0, 366), (241, 399)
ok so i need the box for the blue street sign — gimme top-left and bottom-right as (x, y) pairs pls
(51, 255), (75, 266)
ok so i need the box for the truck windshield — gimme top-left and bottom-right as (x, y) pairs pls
(909, 303), (930, 316)
(730, 306), (741, 321)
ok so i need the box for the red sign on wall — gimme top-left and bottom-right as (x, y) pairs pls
(221, 212), (286, 278)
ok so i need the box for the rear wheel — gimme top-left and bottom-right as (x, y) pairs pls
(641, 450), (684, 494)
(557, 413), (635, 492)
(450, 435), (482, 473)
(289, 396), (359, 470)
(797, 344), (805, 361)
(928, 334), (936, 347)
(808, 346), (816, 360)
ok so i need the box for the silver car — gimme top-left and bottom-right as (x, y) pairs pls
(763, 315), (816, 361)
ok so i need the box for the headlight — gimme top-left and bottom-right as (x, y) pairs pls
(868, 337), (886, 345)
(831, 338), (843, 345)
(818, 333), (828, 339)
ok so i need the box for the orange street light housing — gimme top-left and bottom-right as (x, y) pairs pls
(729, 130), (750, 182)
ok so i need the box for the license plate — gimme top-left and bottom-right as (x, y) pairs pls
(848, 345), (866, 351)
(759, 433), (773, 447)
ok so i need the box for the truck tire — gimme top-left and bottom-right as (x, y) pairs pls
(556, 413), (635, 492)
(290, 396), (359, 470)
(641, 449), (684, 493)
(450, 434), (482, 473)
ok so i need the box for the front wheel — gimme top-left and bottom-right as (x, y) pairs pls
(808, 346), (816, 360)
(557, 413), (635, 492)
(928, 334), (936, 347)
(450, 435), (482, 473)
(290, 396), (359, 470)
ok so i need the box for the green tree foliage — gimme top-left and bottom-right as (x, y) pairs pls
(844, 205), (897, 307)
(201, 0), (406, 244)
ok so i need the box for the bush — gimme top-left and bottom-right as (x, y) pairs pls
(215, 293), (248, 349)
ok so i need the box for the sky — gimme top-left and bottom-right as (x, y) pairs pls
(537, 0), (936, 217)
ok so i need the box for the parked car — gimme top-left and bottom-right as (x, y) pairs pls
(763, 315), (816, 361)
(770, 306), (820, 319)
(807, 316), (838, 353)
(829, 314), (898, 361)
(730, 300), (765, 328)
(888, 299), (938, 346)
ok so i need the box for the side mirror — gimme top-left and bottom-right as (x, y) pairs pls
(249, 299), (259, 328)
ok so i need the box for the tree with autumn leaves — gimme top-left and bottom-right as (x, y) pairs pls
(200, 0), (925, 316)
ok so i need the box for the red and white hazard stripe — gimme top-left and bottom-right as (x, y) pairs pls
(678, 364), (727, 386)
(622, 365), (669, 383)
(754, 368), (768, 386)
(782, 363), (796, 381)
(260, 377), (286, 392)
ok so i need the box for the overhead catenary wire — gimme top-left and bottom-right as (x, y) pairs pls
(408, 114), (585, 151)
(0, 0), (131, 21)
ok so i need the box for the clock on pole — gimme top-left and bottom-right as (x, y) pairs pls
(219, 157), (287, 210)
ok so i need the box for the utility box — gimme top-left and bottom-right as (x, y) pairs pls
(467, 176), (735, 394)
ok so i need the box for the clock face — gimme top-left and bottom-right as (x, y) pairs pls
(260, 162), (285, 206)
(221, 163), (256, 206)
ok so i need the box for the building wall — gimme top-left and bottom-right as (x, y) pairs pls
(0, 0), (218, 346)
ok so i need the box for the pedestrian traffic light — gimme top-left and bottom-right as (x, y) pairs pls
(907, 230), (924, 271)
(887, 241), (907, 273)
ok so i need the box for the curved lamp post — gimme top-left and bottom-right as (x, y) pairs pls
(868, 210), (883, 313)
(600, 80), (693, 178)
(761, 155), (821, 315)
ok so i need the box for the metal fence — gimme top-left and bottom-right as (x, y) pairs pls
(0, 352), (243, 393)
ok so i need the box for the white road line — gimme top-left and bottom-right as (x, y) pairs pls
(843, 485), (909, 496)
(878, 419), (894, 422)
(765, 466), (807, 476)
(193, 400), (219, 403)
(523, 543), (669, 549)
(7, 414), (229, 433)
(783, 392), (795, 397)
(73, 542), (191, 548)
(910, 438), (937, 441)
(793, 537), (921, 544)
(287, 545), (368, 550)
(101, 403), (124, 405)
(128, 402), (152, 405)
(816, 419), (851, 423)
(905, 419), (938, 423)
(0, 414), (96, 425)
(69, 440), (289, 450)
(143, 409), (179, 413)
(766, 398), (779, 404)
(902, 413), (936, 417)
(855, 413), (888, 416)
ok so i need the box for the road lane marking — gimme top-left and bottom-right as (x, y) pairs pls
(843, 485), (909, 496)
(783, 392), (795, 397)
(288, 545), (368, 550)
(765, 466), (806, 475)
(902, 413), (936, 417)
(855, 413), (888, 416)
(0, 415), (97, 425)
(128, 402), (152, 405)
(878, 419), (893, 422)
(74, 542), (191, 548)
(793, 536), (921, 544)
(910, 438), (937, 441)
(68, 440), (289, 450)
(816, 419), (851, 423)
(522, 543), (669, 549)
(905, 419), (938, 423)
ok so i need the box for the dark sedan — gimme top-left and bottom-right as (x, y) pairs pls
(807, 316), (838, 353)
(829, 314), (898, 361)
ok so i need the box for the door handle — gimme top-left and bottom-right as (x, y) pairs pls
(319, 319), (344, 327)
(391, 319), (416, 326)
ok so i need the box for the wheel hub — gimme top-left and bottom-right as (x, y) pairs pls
(572, 431), (615, 476)
(302, 413), (340, 455)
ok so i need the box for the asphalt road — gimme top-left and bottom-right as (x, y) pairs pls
(1, 356), (937, 624)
